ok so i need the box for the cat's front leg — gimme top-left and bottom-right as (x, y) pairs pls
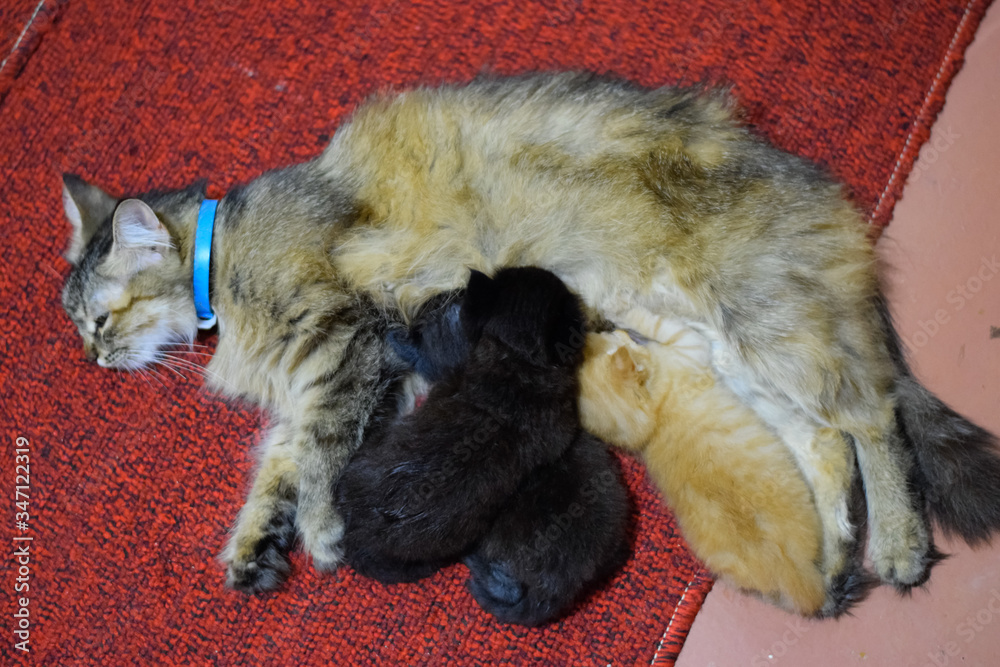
(288, 325), (398, 574)
(222, 422), (299, 593)
(293, 416), (355, 573)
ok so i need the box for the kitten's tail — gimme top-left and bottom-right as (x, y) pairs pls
(876, 294), (1000, 544)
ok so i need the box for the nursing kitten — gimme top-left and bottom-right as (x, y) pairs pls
(578, 314), (872, 617)
(463, 439), (629, 626)
(61, 72), (1000, 594)
(337, 268), (629, 625)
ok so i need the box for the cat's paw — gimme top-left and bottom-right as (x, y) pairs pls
(868, 514), (941, 591)
(221, 532), (293, 594)
(299, 509), (346, 572)
(818, 566), (877, 618)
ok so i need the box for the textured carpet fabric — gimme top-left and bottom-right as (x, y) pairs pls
(0, 0), (992, 664)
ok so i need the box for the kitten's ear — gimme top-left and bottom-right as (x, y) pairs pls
(387, 327), (422, 368)
(105, 199), (173, 277)
(461, 269), (497, 342)
(610, 346), (634, 372)
(610, 346), (649, 384)
(62, 174), (117, 264)
(465, 269), (495, 299)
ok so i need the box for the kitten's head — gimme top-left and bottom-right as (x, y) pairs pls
(461, 267), (586, 368)
(60, 175), (202, 369)
(578, 331), (657, 447)
(388, 290), (468, 382)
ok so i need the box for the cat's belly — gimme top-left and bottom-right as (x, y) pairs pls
(332, 215), (703, 326)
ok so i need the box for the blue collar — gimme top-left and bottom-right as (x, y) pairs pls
(194, 199), (219, 330)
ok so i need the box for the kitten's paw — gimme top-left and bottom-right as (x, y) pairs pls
(869, 515), (940, 591)
(300, 510), (346, 572)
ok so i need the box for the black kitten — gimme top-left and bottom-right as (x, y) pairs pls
(464, 436), (629, 626)
(336, 267), (630, 625)
(387, 292), (468, 383)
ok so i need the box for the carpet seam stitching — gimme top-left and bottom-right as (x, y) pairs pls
(869, 0), (977, 223)
(650, 575), (696, 665)
(0, 0), (48, 77)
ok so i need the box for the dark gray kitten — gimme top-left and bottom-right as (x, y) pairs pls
(337, 268), (630, 625)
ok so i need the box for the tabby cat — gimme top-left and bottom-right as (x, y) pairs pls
(578, 312), (871, 616)
(60, 72), (1000, 595)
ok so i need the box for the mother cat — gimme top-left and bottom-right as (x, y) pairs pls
(60, 72), (1000, 594)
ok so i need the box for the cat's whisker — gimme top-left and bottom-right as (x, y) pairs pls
(124, 367), (145, 388)
(129, 367), (150, 389)
(156, 360), (199, 375)
(146, 339), (215, 356)
(157, 360), (189, 380)
(142, 335), (214, 351)
(145, 365), (172, 389)
(178, 342), (214, 351)
(157, 353), (238, 391)
(159, 361), (202, 380)
(158, 352), (208, 371)
(136, 367), (164, 390)
(126, 353), (169, 389)
(171, 349), (214, 358)
(42, 262), (64, 281)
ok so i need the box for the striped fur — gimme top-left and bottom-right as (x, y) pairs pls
(60, 72), (999, 593)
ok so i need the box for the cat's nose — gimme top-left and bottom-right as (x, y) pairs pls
(84, 344), (98, 363)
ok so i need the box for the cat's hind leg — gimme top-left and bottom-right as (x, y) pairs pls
(773, 422), (858, 594)
(777, 424), (877, 616)
(661, 318), (874, 609)
(838, 406), (944, 590)
(727, 336), (936, 590)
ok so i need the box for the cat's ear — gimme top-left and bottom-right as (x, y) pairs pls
(105, 199), (173, 277)
(62, 174), (117, 264)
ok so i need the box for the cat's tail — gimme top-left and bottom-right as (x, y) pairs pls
(876, 294), (1000, 545)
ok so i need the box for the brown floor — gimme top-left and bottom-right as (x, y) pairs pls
(677, 5), (1000, 666)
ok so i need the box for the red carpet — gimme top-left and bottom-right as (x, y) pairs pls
(0, 1), (991, 664)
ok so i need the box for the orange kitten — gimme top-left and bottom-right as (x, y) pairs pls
(579, 324), (868, 616)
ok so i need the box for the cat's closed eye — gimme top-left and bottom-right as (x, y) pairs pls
(94, 312), (109, 330)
